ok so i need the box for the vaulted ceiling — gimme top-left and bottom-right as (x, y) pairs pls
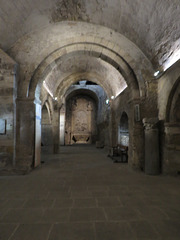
(0, 0), (179, 69)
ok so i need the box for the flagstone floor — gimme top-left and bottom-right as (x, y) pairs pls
(0, 145), (180, 240)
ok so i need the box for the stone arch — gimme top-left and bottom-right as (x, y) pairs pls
(8, 22), (154, 100)
(28, 43), (141, 101)
(65, 88), (99, 104)
(55, 72), (113, 103)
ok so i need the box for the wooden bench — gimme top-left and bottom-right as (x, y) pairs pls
(109, 144), (128, 163)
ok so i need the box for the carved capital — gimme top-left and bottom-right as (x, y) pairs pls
(143, 118), (159, 130)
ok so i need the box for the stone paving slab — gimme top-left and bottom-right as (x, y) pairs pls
(95, 222), (134, 240)
(0, 223), (18, 240)
(9, 224), (52, 240)
(104, 207), (141, 221)
(1, 209), (44, 224)
(48, 223), (95, 240)
(129, 220), (160, 239)
(152, 220), (180, 240)
(53, 198), (73, 208)
(73, 198), (97, 208)
(69, 208), (106, 222)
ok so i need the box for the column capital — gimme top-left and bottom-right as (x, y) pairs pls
(143, 118), (159, 130)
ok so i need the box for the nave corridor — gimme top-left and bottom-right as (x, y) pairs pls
(0, 145), (180, 240)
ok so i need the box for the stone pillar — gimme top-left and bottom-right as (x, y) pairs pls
(52, 108), (60, 153)
(15, 98), (35, 172)
(143, 118), (160, 175)
(130, 121), (144, 170)
(127, 101), (144, 170)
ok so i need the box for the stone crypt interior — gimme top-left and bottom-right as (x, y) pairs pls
(0, 0), (180, 239)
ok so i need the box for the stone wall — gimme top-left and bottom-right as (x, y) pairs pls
(0, 49), (17, 169)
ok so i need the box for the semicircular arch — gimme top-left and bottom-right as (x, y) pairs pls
(29, 43), (142, 100)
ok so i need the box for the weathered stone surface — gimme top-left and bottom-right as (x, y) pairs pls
(0, 50), (16, 168)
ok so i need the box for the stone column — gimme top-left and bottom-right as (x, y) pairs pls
(130, 121), (144, 170)
(143, 118), (160, 175)
(127, 100), (144, 170)
(15, 98), (35, 172)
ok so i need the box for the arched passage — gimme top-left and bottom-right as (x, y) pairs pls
(29, 45), (140, 100)
(11, 22), (154, 172)
(8, 22), (154, 101)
